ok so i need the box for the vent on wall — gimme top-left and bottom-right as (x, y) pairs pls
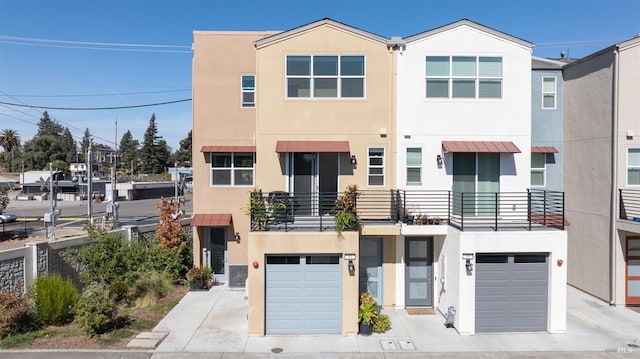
(228, 265), (248, 288)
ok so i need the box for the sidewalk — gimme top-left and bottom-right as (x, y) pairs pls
(151, 284), (640, 355)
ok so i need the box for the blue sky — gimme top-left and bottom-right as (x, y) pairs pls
(0, 0), (638, 153)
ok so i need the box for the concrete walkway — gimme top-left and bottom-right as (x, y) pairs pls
(151, 284), (640, 355)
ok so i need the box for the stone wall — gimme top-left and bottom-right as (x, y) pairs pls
(0, 218), (191, 294)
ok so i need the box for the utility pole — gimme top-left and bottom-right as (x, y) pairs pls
(87, 144), (93, 223)
(49, 162), (55, 240)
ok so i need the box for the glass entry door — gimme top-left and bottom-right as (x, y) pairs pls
(452, 153), (500, 216)
(405, 237), (433, 307)
(627, 237), (640, 305)
(359, 237), (383, 305)
(291, 153), (338, 216)
(205, 227), (227, 282)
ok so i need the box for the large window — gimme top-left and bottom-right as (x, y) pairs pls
(629, 148), (640, 185)
(210, 152), (254, 186)
(406, 147), (422, 185)
(531, 153), (546, 187)
(426, 56), (502, 99)
(241, 75), (255, 107)
(286, 55), (365, 98)
(542, 77), (556, 109)
(368, 147), (384, 186)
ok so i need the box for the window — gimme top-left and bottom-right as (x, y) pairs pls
(286, 55), (364, 98)
(406, 147), (422, 185)
(531, 153), (546, 187)
(426, 56), (502, 99)
(368, 147), (384, 186)
(210, 152), (254, 186)
(241, 75), (255, 107)
(542, 77), (556, 109)
(629, 148), (640, 185)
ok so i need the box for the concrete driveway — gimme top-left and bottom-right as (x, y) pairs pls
(152, 284), (640, 355)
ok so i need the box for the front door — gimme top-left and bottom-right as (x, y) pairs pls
(359, 237), (383, 305)
(205, 227), (227, 282)
(405, 237), (433, 307)
(627, 237), (640, 305)
(452, 153), (500, 216)
(291, 153), (338, 215)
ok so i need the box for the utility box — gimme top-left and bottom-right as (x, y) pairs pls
(44, 209), (61, 223)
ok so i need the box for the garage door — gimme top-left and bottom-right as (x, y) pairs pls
(266, 255), (342, 334)
(475, 253), (548, 332)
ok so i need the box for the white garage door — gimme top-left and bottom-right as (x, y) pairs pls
(475, 253), (548, 332)
(265, 255), (342, 334)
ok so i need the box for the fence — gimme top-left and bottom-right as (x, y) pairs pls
(0, 218), (192, 295)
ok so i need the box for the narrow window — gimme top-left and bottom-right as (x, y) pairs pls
(531, 153), (546, 187)
(241, 75), (255, 107)
(368, 147), (385, 186)
(629, 148), (640, 185)
(406, 147), (422, 185)
(542, 77), (556, 109)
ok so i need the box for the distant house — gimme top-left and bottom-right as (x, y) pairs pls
(562, 36), (640, 307)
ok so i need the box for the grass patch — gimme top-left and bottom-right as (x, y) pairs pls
(1, 330), (55, 349)
(167, 299), (180, 310)
(129, 319), (154, 331)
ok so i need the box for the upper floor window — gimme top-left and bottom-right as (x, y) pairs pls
(368, 147), (385, 186)
(406, 147), (422, 185)
(211, 152), (254, 186)
(286, 55), (365, 98)
(542, 77), (556, 109)
(629, 148), (640, 186)
(426, 56), (502, 99)
(531, 153), (546, 187)
(241, 75), (255, 108)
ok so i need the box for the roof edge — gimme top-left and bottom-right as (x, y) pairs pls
(255, 18), (388, 48)
(404, 19), (533, 49)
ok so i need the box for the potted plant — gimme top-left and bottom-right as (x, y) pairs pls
(186, 266), (213, 290)
(335, 185), (361, 236)
(358, 292), (378, 335)
(431, 216), (442, 225)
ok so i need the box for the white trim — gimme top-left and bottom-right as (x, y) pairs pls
(531, 152), (546, 187)
(241, 74), (256, 108)
(541, 76), (557, 110)
(285, 55), (366, 99)
(210, 152), (255, 187)
(367, 147), (385, 187)
(627, 148), (640, 186)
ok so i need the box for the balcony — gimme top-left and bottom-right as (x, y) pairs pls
(249, 188), (565, 232)
(620, 189), (640, 223)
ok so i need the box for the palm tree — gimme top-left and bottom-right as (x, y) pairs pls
(0, 129), (21, 172)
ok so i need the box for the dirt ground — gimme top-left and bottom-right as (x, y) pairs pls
(1, 285), (188, 350)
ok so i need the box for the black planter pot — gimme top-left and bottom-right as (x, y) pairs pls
(189, 279), (204, 291)
(359, 323), (372, 336)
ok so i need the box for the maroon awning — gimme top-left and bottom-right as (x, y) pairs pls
(442, 141), (521, 153)
(275, 141), (350, 153)
(200, 145), (256, 152)
(191, 213), (232, 227)
(531, 146), (559, 153)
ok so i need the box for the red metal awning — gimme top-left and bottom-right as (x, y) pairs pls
(275, 141), (350, 153)
(191, 213), (232, 227)
(531, 146), (559, 153)
(442, 141), (521, 153)
(200, 145), (256, 153)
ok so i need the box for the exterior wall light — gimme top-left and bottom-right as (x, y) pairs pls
(345, 253), (356, 276)
(350, 155), (357, 165)
(437, 154), (443, 167)
(462, 253), (474, 274)
(234, 232), (240, 243)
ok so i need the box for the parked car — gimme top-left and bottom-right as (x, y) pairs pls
(0, 211), (17, 223)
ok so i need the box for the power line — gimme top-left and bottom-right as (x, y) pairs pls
(0, 35), (191, 48)
(0, 89), (191, 98)
(0, 98), (192, 110)
(0, 40), (192, 53)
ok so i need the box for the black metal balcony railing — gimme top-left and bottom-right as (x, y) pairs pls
(249, 189), (565, 232)
(620, 189), (640, 223)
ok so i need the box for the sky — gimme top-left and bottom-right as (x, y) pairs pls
(0, 0), (638, 154)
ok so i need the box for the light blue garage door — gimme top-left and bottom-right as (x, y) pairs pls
(266, 255), (342, 334)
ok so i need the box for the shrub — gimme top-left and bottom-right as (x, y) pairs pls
(75, 284), (117, 336)
(131, 271), (173, 309)
(30, 275), (78, 326)
(155, 197), (186, 251)
(372, 313), (391, 333)
(0, 290), (37, 339)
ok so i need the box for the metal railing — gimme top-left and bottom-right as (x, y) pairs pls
(249, 189), (565, 232)
(620, 189), (640, 223)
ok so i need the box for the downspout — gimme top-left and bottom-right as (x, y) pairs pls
(609, 47), (620, 306)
